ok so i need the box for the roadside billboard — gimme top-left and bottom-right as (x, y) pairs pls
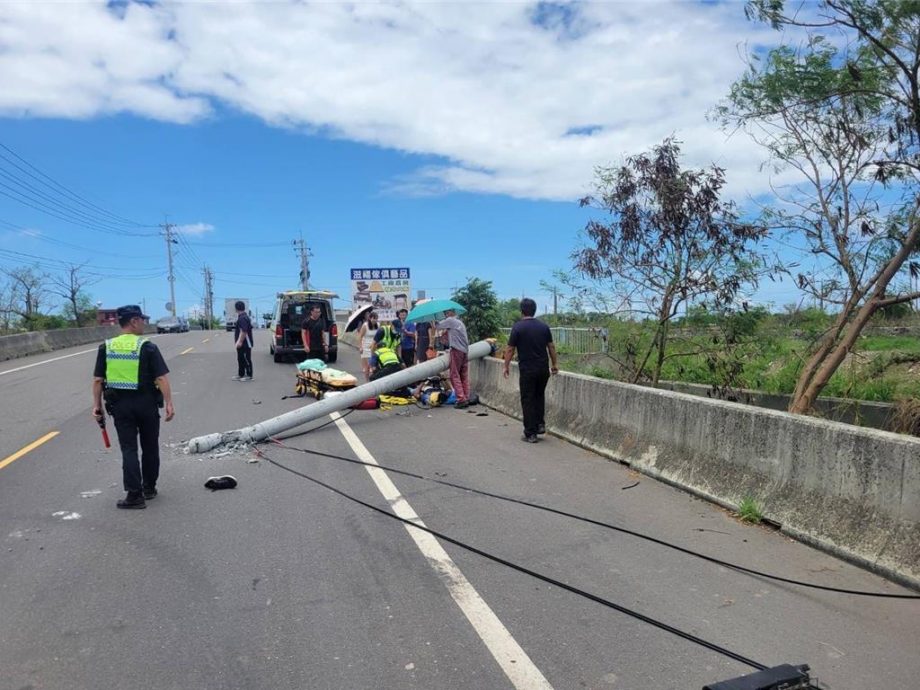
(350, 267), (411, 322)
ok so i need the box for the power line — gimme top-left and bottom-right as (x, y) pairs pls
(0, 246), (161, 273)
(0, 141), (154, 231)
(183, 239), (291, 248)
(175, 230), (206, 267)
(0, 220), (152, 260)
(0, 167), (148, 236)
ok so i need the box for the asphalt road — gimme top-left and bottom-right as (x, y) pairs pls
(1, 331), (918, 690)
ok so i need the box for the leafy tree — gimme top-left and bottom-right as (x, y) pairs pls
(722, 0), (920, 413)
(27, 313), (71, 330)
(496, 298), (522, 327)
(570, 138), (769, 385)
(452, 277), (501, 342)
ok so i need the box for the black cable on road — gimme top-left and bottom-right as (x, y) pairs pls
(262, 432), (920, 600)
(256, 446), (769, 673)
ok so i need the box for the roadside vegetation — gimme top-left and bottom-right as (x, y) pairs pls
(547, 307), (920, 404)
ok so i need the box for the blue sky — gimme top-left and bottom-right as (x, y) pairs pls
(1, 112), (598, 319)
(0, 1), (809, 321)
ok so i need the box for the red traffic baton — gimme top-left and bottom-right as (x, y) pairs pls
(96, 414), (111, 449)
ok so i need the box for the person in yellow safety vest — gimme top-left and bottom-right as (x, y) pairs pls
(369, 345), (404, 382)
(92, 305), (175, 510)
(372, 320), (402, 364)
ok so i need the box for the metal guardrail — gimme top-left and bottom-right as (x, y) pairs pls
(501, 326), (609, 354)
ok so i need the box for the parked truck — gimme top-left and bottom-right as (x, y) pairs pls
(224, 297), (250, 331)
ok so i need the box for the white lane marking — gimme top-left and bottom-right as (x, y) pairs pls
(52, 511), (81, 521)
(332, 412), (554, 690)
(0, 348), (96, 376)
(0, 333), (167, 377)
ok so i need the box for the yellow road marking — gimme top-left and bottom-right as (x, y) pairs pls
(180, 347), (194, 355)
(202, 338), (210, 343)
(0, 431), (60, 472)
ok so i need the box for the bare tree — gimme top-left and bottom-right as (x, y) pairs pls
(0, 276), (17, 332)
(3, 265), (52, 325)
(722, 0), (920, 413)
(50, 264), (99, 326)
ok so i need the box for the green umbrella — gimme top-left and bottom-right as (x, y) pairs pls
(405, 299), (466, 324)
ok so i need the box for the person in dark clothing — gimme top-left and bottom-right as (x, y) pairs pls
(416, 320), (433, 362)
(502, 298), (558, 443)
(396, 308), (417, 366)
(92, 305), (175, 509)
(301, 305), (327, 362)
(233, 301), (254, 381)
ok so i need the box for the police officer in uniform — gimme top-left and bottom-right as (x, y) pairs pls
(91, 305), (175, 510)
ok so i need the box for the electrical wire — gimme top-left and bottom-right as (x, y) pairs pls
(0, 141), (154, 231)
(0, 185), (149, 237)
(0, 247), (161, 273)
(260, 434), (920, 600)
(0, 168), (147, 236)
(255, 444), (768, 671)
(0, 223), (152, 260)
(182, 239), (291, 248)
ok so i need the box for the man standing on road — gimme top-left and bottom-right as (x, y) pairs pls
(92, 305), (175, 509)
(301, 305), (327, 362)
(397, 308), (417, 366)
(437, 308), (471, 408)
(233, 300), (254, 381)
(502, 298), (558, 443)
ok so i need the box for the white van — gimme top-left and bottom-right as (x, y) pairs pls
(268, 290), (339, 363)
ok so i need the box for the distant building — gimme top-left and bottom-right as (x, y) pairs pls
(97, 309), (150, 326)
(97, 308), (119, 326)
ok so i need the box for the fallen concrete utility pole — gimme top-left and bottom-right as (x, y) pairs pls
(187, 340), (496, 454)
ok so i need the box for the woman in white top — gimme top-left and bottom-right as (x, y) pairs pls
(357, 311), (379, 380)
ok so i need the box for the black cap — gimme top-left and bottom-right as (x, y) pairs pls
(116, 304), (148, 320)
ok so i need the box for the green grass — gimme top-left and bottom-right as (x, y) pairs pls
(736, 497), (763, 524)
(557, 330), (920, 404)
(857, 335), (920, 353)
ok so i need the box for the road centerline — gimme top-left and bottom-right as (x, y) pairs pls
(0, 431), (60, 472)
(331, 412), (554, 690)
(180, 347), (195, 355)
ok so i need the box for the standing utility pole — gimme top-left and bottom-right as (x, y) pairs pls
(161, 222), (178, 317)
(202, 266), (214, 329)
(293, 236), (311, 291)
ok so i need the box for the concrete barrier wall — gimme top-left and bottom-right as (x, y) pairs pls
(0, 325), (156, 362)
(472, 357), (920, 588)
(655, 380), (894, 431)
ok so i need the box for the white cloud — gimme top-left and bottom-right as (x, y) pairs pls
(0, 1), (785, 200)
(175, 222), (214, 236)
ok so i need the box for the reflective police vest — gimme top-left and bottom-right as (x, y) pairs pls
(376, 347), (399, 367)
(377, 325), (399, 350)
(105, 334), (148, 390)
